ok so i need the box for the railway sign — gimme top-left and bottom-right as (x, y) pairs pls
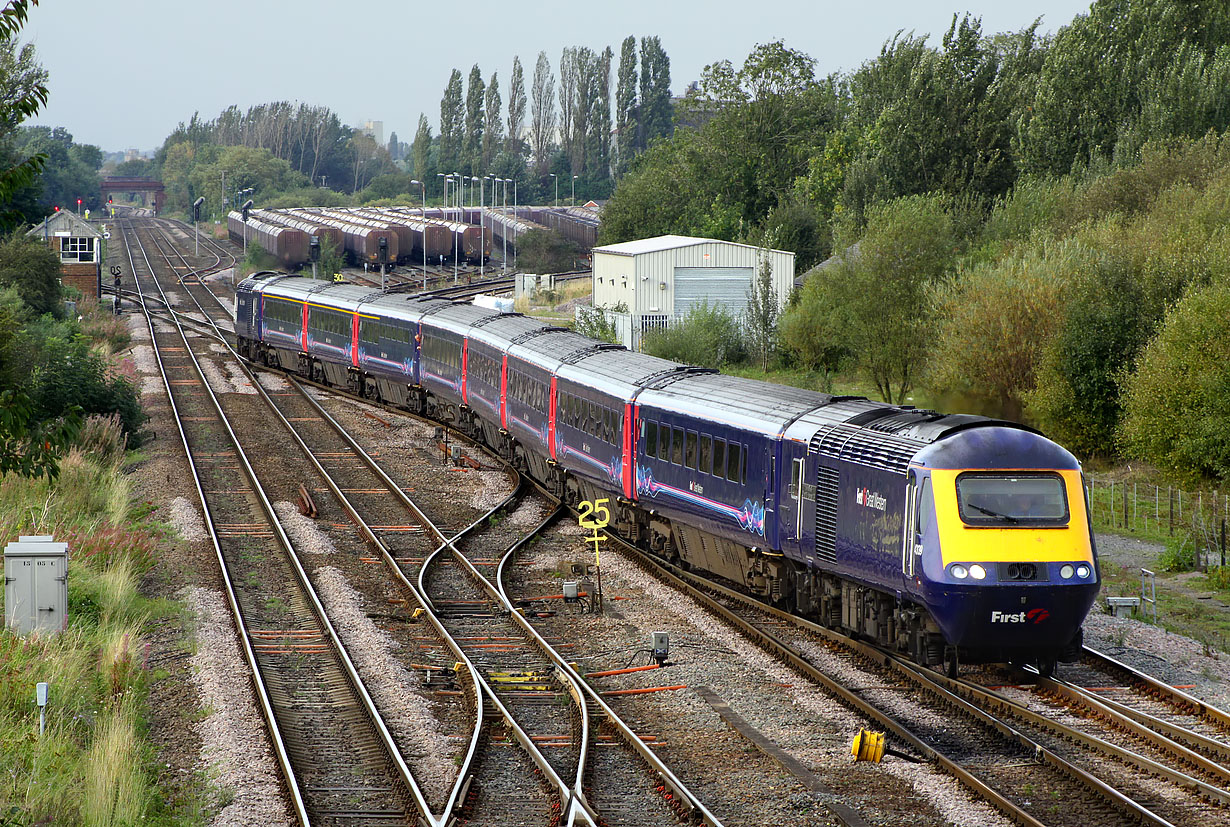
(578, 498), (609, 614)
(109, 265), (122, 277)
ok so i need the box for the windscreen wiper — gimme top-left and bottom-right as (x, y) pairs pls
(967, 502), (1019, 523)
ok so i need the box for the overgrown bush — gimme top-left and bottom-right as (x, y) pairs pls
(516, 229), (582, 274)
(642, 301), (746, 368)
(26, 330), (146, 446)
(929, 240), (1070, 421)
(1119, 278), (1230, 480)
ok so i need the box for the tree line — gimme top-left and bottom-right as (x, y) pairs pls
(603, 0), (1230, 483)
(421, 37), (672, 204)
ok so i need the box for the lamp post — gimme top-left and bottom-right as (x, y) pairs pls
(550, 172), (557, 208)
(411, 179), (427, 289)
(436, 172), (447, 211)
(478, 176), (488, 279)
(449, 174), (459, 284)
(571, 175), (577, 207)
(501, 178), (510, 275)
(511, 179), (518, 271)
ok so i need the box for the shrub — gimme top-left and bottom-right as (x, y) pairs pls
(642, 301), (746, 368)
(1158, 533), (1198, 572)
(929, 240), (1070, 421)
(1119, 279), (1230, 480)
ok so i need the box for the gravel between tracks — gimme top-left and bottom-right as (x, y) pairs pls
(312, 566), (458, 803)
(272, 501), (337, 556)
(520, 535), (1008, 826)
(181, 586), (292, 827)
(169, 496), (208, 542)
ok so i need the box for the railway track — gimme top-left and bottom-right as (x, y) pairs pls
(120, 215), (716, 825)
(116, 219), (426, 825)
(256, 373), (722, 825)
(612, 543), (1230, 827)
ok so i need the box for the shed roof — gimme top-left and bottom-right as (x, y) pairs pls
(592, 234), (794, 258)
(25, 210), (102, 239)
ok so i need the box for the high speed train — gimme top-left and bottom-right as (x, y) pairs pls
(234, 273), (1100, 675)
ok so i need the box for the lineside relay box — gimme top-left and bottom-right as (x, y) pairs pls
(4, 535), (68, 635)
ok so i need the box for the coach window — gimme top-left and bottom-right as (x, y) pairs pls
(727, 443), (742, 482)
(685, 431), (697, 469)
(658, 424), (670, 460)
(645, 420), (658, 456)
(671, 427), (684, 465)
(699, 435), (712, 475)
(712, 439), (726, 478)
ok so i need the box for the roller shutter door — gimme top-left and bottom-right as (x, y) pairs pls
(673, 267), (754, 318)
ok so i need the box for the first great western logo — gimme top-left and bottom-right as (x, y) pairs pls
(991, 609), (1050, 624)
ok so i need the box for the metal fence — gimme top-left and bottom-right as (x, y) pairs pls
(1086, 474), (1229, 568)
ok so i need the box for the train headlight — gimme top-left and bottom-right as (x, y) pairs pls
(950, 564), (969, 580)
(969, 564), (987, 580)
(1076, 564), (1091, 579)
(1060, 564), (1075, 580)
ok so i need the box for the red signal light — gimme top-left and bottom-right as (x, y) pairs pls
(54, 206), (60, 211)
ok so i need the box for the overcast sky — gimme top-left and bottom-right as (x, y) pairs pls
(21, 0), (1093, 153)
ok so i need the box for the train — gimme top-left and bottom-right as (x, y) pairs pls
(233, 272), (1100, 676)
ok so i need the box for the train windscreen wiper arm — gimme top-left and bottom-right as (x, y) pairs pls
(967, 502), (1019, 523)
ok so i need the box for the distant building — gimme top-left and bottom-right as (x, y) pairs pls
(26, 210), (103, 302)
(360, 120), (384, 147)
(588, 234), (794, 350)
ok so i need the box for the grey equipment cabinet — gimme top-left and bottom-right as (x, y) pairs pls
(4, 535), (68, 635)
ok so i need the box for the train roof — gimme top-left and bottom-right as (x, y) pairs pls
(506, 329), (601, 373)
(418, 301), (502, 335)
(466, 313), (561, 349)
(636, 372), (845, 436)
(557, 348), (684, 400)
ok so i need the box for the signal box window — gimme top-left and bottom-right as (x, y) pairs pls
(60, 236), (95, 263)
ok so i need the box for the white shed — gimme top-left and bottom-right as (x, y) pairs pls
(589, 235), (794, 348)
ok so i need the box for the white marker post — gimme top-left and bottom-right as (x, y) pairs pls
(36, 682), (48, 736)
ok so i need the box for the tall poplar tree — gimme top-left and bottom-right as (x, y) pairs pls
(594, 46), (613, 179)
(530, 51), (557, 175)
(464, 65), (485, 176)
(483, 72), (503, 169)
(559, 48), (578, 172)
(439, 69), (463, 176)
(412, 114), (433, 187)
(615, 36), (638, 175)
(507, 56), (527, 155)
(639, 36), (672, 147)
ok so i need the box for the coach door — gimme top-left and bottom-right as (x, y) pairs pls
(780, 441), (812, 556)
(902, 469), (931, 580)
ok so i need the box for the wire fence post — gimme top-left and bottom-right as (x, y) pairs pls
(1123, 483), (1129, 531)
(1169, 487), (1174, 535)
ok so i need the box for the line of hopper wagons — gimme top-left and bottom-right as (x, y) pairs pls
(227, 205), (599, 271)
